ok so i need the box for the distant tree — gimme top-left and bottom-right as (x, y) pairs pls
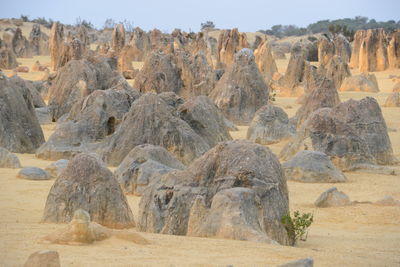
(75, 17), (94, 29)
(103, 18), (116, 30)
(121, 19), (134, 33)
(201, 21), (215, 30)
(31, 17), (53, 29)
(20, 15), (29, 22)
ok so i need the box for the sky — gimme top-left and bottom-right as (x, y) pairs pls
(1, 0), (399, 32)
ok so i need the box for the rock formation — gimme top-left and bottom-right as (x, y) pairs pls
(282, 151), (346, 183)
(314, 187), (351, 207)
(0, 46), (18, 69)
(339, 73), (379, 92)
(23, 250), (60, 267)
(11, 27), (32, 58)
(318, 55), (351, 89)
(138, 140), (293, 245)
(42, 154), (135, 228)
(17, 167), (51, 180)
(0, 72), (45, 153)
(210, 48), (269, 124)
(0, 147), (21, 168)
(246, 105), (295, 144)
(49, 22), (64, 71)
(384, 92), (400, 107)
(387, 30), (400, 69)
(114, 144), (185, 196)
(29, 24), (49, 56)
(45, 159), (69, 179)
(217, 28), (249, 68)
(111, 24), (125, 53)
(333, 34), (352, 63)
(254, 39), (278, 80)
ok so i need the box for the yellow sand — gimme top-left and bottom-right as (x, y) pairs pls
(0, 55), (400, 267)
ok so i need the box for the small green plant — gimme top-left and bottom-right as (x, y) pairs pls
(282, 210), (314, 244)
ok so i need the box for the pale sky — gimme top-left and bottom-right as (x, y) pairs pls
(1, 0), (399, 32)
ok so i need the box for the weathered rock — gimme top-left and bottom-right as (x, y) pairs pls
(9, 75), (46, 108)
(318, 35), (335, 66)
(47, 58), (126, 121)
(254, 39), (278, 80)
(111, 24), (125, 53)
(0, 72), (45, 153)
(282, 151), (346, 183)
(178, 96), (232, 147)
(217, 28), (249, 68)
(387, 30), (400, 69)
(23, 250), (60, 267)
(134, 51), (183, 95)
(394, 82), (400, 92)
(29, 24), (49, 56)
(55, 37), (85, 69)
(384, 92), (400, 107)
(115, 144), (185, 195)
(100, 93), (210, 166)
(281, 97), (397, 170)
(339, 73), (379, 92)
(318, 55), (351, 89)
(350, 29), (388, 72)
(44, 159), (69, 179)
(333, 34), (352, 63)
(37, 85), (137, 160)
(291, 78), (340, 128)
(246, 105), (295, 145)
(43, 209), (148, 245)
(49, 22), (64, 71)
(138, 140), (293, 245)
(17, 167), (51, 180)
(12, 27), (32, 58)
(273, 50), (286, 59)
(314, 187), (351, 207)
(42, 154), (135, 228)
(210, 48), (269, 124)
(375, 196), (400, 206)
(35, 107), (51, 124)
(0, 147), (21, 168)
(277, 258), (314, 267)
(0, 47), (18, 69)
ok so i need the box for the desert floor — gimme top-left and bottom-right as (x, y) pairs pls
(0, 56), (399, 267)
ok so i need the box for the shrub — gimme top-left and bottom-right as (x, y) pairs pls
(281, 210), (313, 244)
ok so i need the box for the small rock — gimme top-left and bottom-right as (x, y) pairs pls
(17, 167), (51, 180)
(277, 258), (314, 267)
(44, 159), (69, 178)
(23, 250), (60, 267)
(375, 196), (400, 206)
(0, 147), (21, 168)
(314, 187), (351, 208)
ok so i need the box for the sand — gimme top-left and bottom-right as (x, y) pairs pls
(0, 55), (400, 267)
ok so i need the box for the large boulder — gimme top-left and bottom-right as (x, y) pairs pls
(47, 58), (126, 121)
(291, 78), (340, 128)
(339, 73), (379, 92)
(100, 93), (210, 166)
(8, 75), (46, 108)
(282, 150), (346, 183)
(0, 72), (45, 153)
(246, 105), (295, 145)
(0, 147), (21, 168)
(217, 28), (249, 68)
(134, 51), (183, 95)
(49, 22), (64, 71)
(42, 154), (135, 228)
(138, 140), (293, 245)
(37, 85), (138, 160)
(115, 144), (185, 196)
(254, 39), (278, 80)
(17, 167), (51, 180)
(210, 48), (269, 124)
(178, 96), (232, 147)
(281, 97), (397, 170)
(314, 187), (351, 207)
(23, 250), (60, 267)
(384, 92), (400, 107)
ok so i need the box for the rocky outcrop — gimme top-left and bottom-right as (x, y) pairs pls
(42, 154), (135, 229)
(333, 34), (352, 63)
(11, 27), (32, 58)
(339, 73), (379, 92)
(0, 47), (18, 69)
(49, 22), (64, 71)
(115, 144), (185, 196)
(246, 105), (295, 144)
(387, 30), (400, 69)
(318, 55), (351, 89)
(254, 39), (278, 80)
(47, 58), (126, 121)
(0, 147), (21, 168)
(217, 28), (249, 68)
(318, 35), (335, 66)
(0, 72), (45, 153)
(281, 97), (397, 170)
(111, 24), (125, 53)
(55, 37), (85, 70)
(138, 140), (293, 245)
(9, 75), (46, 108)
(210, 48), (269, 124)
(282, 151), (346, 183)
(100, 93), (211, 166)
(29, 24), (49, 56)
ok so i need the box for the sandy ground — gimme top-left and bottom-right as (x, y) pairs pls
(0, 55), (400, 267)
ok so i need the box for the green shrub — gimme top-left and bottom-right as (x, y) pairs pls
(282, 210), (313, 244)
